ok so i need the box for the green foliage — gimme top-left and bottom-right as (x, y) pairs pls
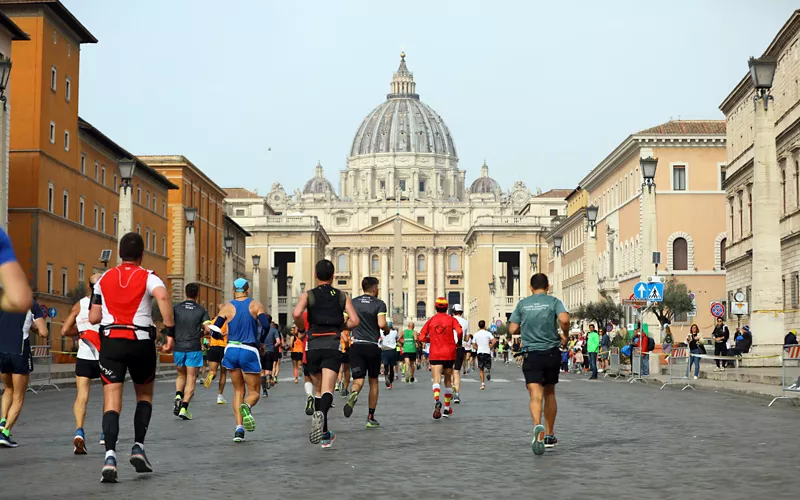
(572, 299), (624, 330)
(66, 282), (87, 305)
(650, 279), (694, 326)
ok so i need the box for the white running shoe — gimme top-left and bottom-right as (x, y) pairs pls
(217, 395), (227, 405)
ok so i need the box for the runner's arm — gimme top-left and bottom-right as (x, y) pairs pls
(33, 316), (48, 338)
(61, 301), (82, 337)
(292, 292), (308, 336)
(0, 229), (33, 313)
(453, 318), (463, 343)
(343, 294), (360, 331)
(152, 285), (175, 352)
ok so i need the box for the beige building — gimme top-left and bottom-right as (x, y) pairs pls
(545, 188), (587, 313)
(720, 10), (800, 340)
(226, 53), (567, 327)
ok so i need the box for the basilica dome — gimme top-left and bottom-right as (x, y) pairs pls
(349, 53), (457, 158)
(470, 161), (501, 194)
(302, 162), (335, 194)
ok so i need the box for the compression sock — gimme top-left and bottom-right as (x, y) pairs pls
(444, 388), (453, 409)
(134, 401), (152, 444)
(432, 383), (441, 401)
(320, 392), (333, 433)
(304, 381), (314, 396)
(175, 391), (183, 399)
(261, 376), (268, 392)
(180, 401), (189, 410)
(102, 411), (120, 452)
(368, 408), (375, 419)
(314, 397), (321, 411)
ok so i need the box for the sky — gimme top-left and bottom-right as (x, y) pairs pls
(66, 0), (798, 195)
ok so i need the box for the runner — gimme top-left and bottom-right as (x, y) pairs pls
(300, 329), (315, 416)
(272, 326), (283, 385)
(209, 278), (272, 443)
(61, 273), (104, 453)
(203, 304), (228, 404)
(336, 329), (352, 396)
(171, 283), (211, 421)
(90, 232), (175, 482)
(471, 320), (496, 390)
(380, 322), (399, 389)
(399, 322), (417, 383)
(289, 326), (303, 383)
(259, 321), (281, 397)
(451, 304), (469, 404)
(0, 299), (46, 448)
(508, 273), (570, 456)
(292, 259), (359, 449)
(418, 297), (463, 419)
(343, 277), (388, 427)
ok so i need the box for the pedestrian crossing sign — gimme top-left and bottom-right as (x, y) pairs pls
(647, 285), (661, 301)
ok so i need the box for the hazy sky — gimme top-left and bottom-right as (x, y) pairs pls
(67, 0), (797, 195)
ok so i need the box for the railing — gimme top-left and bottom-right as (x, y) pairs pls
(472, 215), (543, 227)
(278, 297), (287, 306)
(264, 215), (320, 227)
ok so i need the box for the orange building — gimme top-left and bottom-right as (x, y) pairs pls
(1, 1), (176, 351)
(139, 155), (226, 317)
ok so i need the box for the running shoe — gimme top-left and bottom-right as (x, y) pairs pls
(532, 424), (546, 456)
(99, 432), (105, 446)
(339, 384), (347, 397)
(178, 407), (193, 420)
(487, 372), (491, 381)
(544, 435), (558, 449)
(239, 403), (256, 432)
(262, 389), (269, 398)
(0, 432), (18, 448)
(321, 430), (336, 449)
(305, 394), (315, 416)
(74, 428), (87, 455)
(130, 444), (153, 473)
(453, 393), (461, 404)
(335, 381), (342, 393)
(366, 416), (380, 428)
(0, 418), (5, 431)
(173, 395), (181, 416)
(433, 400), (442, 420)
(203, 372), (214, 388)
(442, 407), (453, 418)
(217, 395), (227, 405)
(309, 411), (324, 444)
(100, 455), (118, 483)
(385, 377), (390, 388)
(343, 391), (359, 418)
(342, 388), (349, 397)
(294, 378), (299, 384)
(387, 383), (392, 390)
(410, 377), (415, 383)
(480, 383), (486, 390)
(233, 428), (245, 443)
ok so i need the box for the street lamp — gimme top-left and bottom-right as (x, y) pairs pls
(586, 204), (599, 229)
(118, 159), (136, 191)
(223, 235), (234, 254)
(252, 254), (261, 269)
(99, 249), (112, 269)
(0, 58), (12, 109)
(287, 275), (293, 286)
(553, 235), (563, 255)
(300, 282), (306, 293)
(184, 207), (198, 228)
(500, 275), (507, 290)
(251, 255), (261, 302)
(488, 281), (496, 295)
(640, 157), (658, 193)
(512, 266), (520, 297)
(748, 56), (777, 109)
(529, 252), (538, 272)
(271, 266), (279, 279)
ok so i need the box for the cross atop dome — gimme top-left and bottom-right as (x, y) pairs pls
(388, 51), (419, 100)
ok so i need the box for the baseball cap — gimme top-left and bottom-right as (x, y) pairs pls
(233, 278), (249, 292)
(452, 304), (463, 312)
(743, 325), (751, 333)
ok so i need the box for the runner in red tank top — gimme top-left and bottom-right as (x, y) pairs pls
(419, 297), (462, 419)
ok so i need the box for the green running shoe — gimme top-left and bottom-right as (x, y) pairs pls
(305, 394), (315, 416)
(366, 416), (380, 428)
(343, 391), (359, 418)
(239, 403), (256, 432)
(532, 424), (545, 456)
(178, 407), (193, 420)
(173, 395), (181, 416)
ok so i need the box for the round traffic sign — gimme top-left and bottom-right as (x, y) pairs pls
(495, 320), (502, 328)
(39, 304), (48, 318)
(48, 307), (58, 318)
(629, 293), (642, 309)
(710, 302), (725, 318)
(606, 323), (613, 332)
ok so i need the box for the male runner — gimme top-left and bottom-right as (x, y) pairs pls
(380, 322), (399, 389)
(0, 300), (45, 447)
(289, 326), (304, 383)
(508, 273), (569, 456)
(210, 278), (272, 443)
(292, 259), (359, 449)
(271, 323), (283, 384)
(343, 277), (388, 427)
(171, 283), (210, 420)
(451, 304), (469, 404)
(90, 232), (175, 482)
(203, 304), (228, 404)
(259, 321), (281, 397)
(399, 322), (417, 383)
(472, 320), (496, 390)
(419, 297), (462, 419)
(0, 227), (33, 313)
(336, 329), (352, 396)
(61, 273), (103, 453)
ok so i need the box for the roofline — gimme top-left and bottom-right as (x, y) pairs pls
(77, 117), (178, 191)
(720, 9), (800, 113)
(0, 0), (97, 43)
(0, 9), (28, 39)
(137, 155), (227, 198)
(223, 214), (251, 237)
(565, 186), (581, 201)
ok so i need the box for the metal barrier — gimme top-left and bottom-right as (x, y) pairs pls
(628, 347), (647, 384)
(769, 345), (800, 407)
(659, 346), (694, 391)
(27, 344), (60, 393)
(606, 347), (620, 378)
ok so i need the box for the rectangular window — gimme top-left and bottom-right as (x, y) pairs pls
(79, 197), (85, 224)
(673, 165), (687, 191)
(720, 164), (727, 189)
(49, 122), (56, 143)
(371, 216), (379, 225)
(793, 272), (800, 308)
(47, 182), (54, 212)
(136, 224), (140, 234)
(113, 174), (118, 192)
(447, 216), (459, 225)
(62, 190), (68, 218)
(146, 191), (150, 208)
(235, 208), (246, 216)
(46, 265), (53, 294)
(337, 280), (347, 286)
(417, 279), (425, 285)
(137, 186), (141, 203)
(416, 216), (425, 225)
(674, 311), (689, 323)
(152, 231), (157, 253)
(64, 130), (70, 151)
(65, 77), (71, 101)
(550, 209), (558, 216)
(449, 279), (459, 285)
(152, 195), (157, 211)
(101, 166), (106, 186)
(50, 66), (57, 91)
(78, 264), (84, 284)
(113, 213), (118, 237)
(80, 154), (86, 174)
(399, 180), (406, 191)
(93, 204), (98, 230)
(162, 236), (166, 255)
(145, 228), (150, 249)
(94, 162), (98, 181)
(100, 208), (106, 233)
(61, 268), (68, 297)
(419, 180), (425, 192)
(162, 201), (166, 216)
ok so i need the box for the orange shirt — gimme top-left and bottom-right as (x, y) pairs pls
(292, 337), (304, 353)
(209, 322), (228, 347)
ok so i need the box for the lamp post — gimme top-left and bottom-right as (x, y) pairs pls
(287, 275), (294, 312)
(183, 207), (198, 293)
(0, 57), (11, 109)
(0, 58), (11, 229)
(748, 56), (784, 357)
(585, 205), (599, 303)
(639, 155), (660, 356)
(499, 275), (507, 296)
(512, 266), (520, 298)
(251, 254), (261, 302)
(116, 159), (136, 262)
(223, 235), (234, 303)
(488, 280), (497, 322)
(552, 235), (563, 299)
(271, 265), (280, 324)
(529, 252), (538, 272)
(300, 282), (306, 293)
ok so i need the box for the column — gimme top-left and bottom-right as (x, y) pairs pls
(585, 225), (599, 303)
(436, 247), (445, 299)
(639, 152), (660, 341)
(553, 252), (563, 300)
(252, 267), (261, 303)
(426, 248), (435, 317)
(351, 249), (360, 297)
(407, 247), (416, 322)
(380, 248), (389, 302)
(271, 270), (279, 323)
(183, 225), (196, 294)
(751, 90), (785, 356)
(117, 185), (134, 264)
(223, 250), (233, 303)
(361, 247), (370, 280)
(463, 247), (470, 321)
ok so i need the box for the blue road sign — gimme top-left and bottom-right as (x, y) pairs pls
(489, 324), (497, 333)
(48, 307), (58, 318)
(634, 282), (650, 299)
(633, 281), (664, 302)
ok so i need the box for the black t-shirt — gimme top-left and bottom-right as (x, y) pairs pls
(351, 294), (387, 344)
(173, 300), (210, 352)
(713, 325), (729, 345)
(688, 334), (699, 350)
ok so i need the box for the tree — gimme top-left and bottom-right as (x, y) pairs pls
(66, 282), (88, 305)
(572, 299), (625, 331)
(650, 279), (693, 326)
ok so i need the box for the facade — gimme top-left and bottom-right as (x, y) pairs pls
(227, 53), (567, 326)
(720, 9), (800, 342)
(223, 213), (250, 284)
(545, 189), (587, 312)
(2, 1), (174, 351)
(140, 155), (227, 317)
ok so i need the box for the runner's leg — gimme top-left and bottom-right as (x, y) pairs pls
(229, 369), (245, 427)
(174, 365), (186, 415)
(74, 375), (91, 430)
(0, 373), (27, 431)
(543, 384), (557, 436)
(243, 372), (261, 409)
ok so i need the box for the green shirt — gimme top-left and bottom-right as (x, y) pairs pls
(402, 329), (417, 353)
(587, 331), (600, 353)
(509, 294), (567, 352)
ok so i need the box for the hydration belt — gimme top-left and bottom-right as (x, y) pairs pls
(100, 324), (157, 341)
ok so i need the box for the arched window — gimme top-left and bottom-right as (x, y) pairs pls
(449, 252), (459, 271)
(371, 254), (380, 273)
(720, 237), (727, 268)
(672, 237), (688, 270)
(417, 254), (425, 272)
(337, 253), (348, 272)
(416, 301), (426, 320)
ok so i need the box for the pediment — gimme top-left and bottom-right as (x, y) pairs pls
(359, 215), (436, 234)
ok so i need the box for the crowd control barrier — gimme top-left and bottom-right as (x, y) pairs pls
(27, 344), (60, 394)
(628, 347), (647, 384)
(659, 346), (693, 391)
(769, 345), (800, 407)
(606, 347), (620, 379)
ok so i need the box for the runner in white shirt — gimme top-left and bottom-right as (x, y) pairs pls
(451, 305), (469, 404)
(471, 321), (496, 390)
(379, 326), (399, 389)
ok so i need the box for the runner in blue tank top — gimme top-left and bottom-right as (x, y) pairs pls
(209, 278), (272, 443)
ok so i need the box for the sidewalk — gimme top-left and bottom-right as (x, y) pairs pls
(651, 364), (799, 402)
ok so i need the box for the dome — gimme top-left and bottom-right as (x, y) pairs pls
(349, 53), (457, 158)
(303, 162), (335, 194)
(470, 161), (501, 194)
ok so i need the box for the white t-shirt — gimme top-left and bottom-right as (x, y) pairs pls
(76, 297), (99, 361)
(472, 329), (494, 354)
(381, 330), (398, 350)
(454, 315), (469, 345)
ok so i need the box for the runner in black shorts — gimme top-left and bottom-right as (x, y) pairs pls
(336, 330), (352, 396)
(419, 298), (463, 419)
(343, 277), (389, 428)
(293, 259), (359, 449)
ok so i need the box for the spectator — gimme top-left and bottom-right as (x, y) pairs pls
(599, 327), (611, 373)
(712, 317), (730, 372)
(686, 324), (702, 379)
(587, 324), (600, 380)
(662, 324), (674, 359)
(632, 328), (649, 376)
(785, 329), (798, 345)
(728, 325), (752, 359)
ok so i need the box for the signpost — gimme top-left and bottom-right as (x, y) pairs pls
(710, 302), (726, 319)
(495, 320), (502, 328)
(48, 308), (58, 319)
(634, 281), (664, 302)
(688, 293), (697, 317)
(732, 291), (747, 328)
